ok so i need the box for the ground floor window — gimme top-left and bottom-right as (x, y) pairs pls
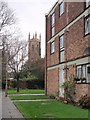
(76, 64), (90, 83)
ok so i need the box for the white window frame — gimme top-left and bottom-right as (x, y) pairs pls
(50, 41), (55, 54)
(59, 1), (64, 16)
(85, 16), (90, 35)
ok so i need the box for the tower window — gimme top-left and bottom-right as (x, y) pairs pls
(32, 45), (34, 51)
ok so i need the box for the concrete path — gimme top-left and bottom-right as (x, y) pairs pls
(2, 92), (25, 119)
(0, 90), (2, 120)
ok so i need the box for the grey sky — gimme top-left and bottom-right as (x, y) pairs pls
(5, 0), (57, 57)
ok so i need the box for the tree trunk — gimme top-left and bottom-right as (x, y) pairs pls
(16, 74), (20, 92)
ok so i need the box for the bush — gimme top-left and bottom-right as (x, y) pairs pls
(78, 94), (90, 109)
(49, 95), (55, 99)
(62, 80), (76, 104)
(26, 79), (44, 89)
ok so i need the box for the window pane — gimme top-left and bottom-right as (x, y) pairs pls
(87, 65), (90, 83)
(82, 65), (86, 78)
(51, 13), (55, 26)
(60, 35), (64, 49)
(60, 1), (64, 16)
(87, 66), (90, 74)
(85, 16), (90, 34)
(51, 42), (55, 54)
(32, 45), (34, 51)
(60, 51), (64, 62)
(77, 66), (82, 78)
(52, 27), (55, 37)
(86, 0), (90, 7)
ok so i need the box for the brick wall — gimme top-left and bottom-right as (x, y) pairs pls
(65, 17), (89, 61)
(47, 68), (59, 95)
(45, 1), (90, 99)
(75, 84), (90, 101)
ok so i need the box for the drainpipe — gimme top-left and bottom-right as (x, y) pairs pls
(45, 15), (48, 96)
(65, 2), (69, 80)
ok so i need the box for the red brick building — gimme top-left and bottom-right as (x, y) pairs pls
(45, 1), (90, 100)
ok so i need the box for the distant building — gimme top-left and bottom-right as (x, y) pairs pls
(28, 32), (41, 65)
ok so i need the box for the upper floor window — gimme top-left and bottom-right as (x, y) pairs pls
(60, 35), (64, 49)
(85, 15), (90, 35)
(86, 0), (90, 7)
(50, 41), (55, 54)
(51, 13), (55, 26)
(59, 35), (64, 62)
(51, 13), (55, 37)
(59, 1), (64, 16)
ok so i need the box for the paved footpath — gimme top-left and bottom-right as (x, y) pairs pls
(0, 90), (2, 120)
(2, 92), (25, 119)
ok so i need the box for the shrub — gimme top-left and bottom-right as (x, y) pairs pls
(78, 94), (90, 109)
(62, 80), (76, 104)
(49, 95), (55, 99)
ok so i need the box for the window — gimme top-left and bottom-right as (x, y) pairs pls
(77, 66), (82, 79)
(50, 41), (55, 54)
(87, 65), (90, 83)
(59, 35), (64, 62)
(51, 13), (55, 37)
(32, 45), (34, 51)
(87, 66), (90, 74)
(76, 65), (90, 83)
(59, 1), (64, 16)
(85, 16), (90, 35)
(60, 51), (65, 62)
(86, 0), (90, 7)
(77, 65), (86, 78)
(60, 35), (64, 49)
(82, 65), (86, 78)
(51, 13), (55, 26)
(52, 27), (55, 37)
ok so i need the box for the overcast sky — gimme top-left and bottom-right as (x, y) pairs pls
(5, 0), (57, 57)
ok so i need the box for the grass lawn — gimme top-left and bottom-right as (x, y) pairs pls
(15, 101), (89, 119)
(10, 95), (49, 100)
(7, 89), (45, 94)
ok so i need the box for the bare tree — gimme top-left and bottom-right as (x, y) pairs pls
(0, 1), (15, 33)
(8, 39), (27, 92)
(0, 1), (16, 94)
(0, 1), (27, 94)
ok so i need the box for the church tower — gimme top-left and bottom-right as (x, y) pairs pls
(28, 32), (41, 65)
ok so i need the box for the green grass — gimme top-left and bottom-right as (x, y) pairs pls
(10, 95), (49, 100)
(7, 89), (45, 94)
(15, 101), (89, 119)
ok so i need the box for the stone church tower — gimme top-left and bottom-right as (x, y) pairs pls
(28, 32), (41, 65)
